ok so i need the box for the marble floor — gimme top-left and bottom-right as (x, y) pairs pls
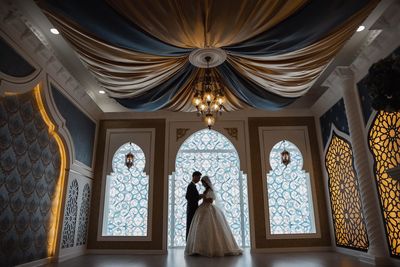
(43, 248), (394, 267)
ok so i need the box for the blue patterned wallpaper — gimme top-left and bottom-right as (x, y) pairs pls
(0, 37), (35, 77)
(319, 98), (350, 148)
(51, 85), (96, 167)
(357, 46), (400, 125)
(0, 91), (61, 266)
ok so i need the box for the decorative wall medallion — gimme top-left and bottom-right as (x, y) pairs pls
(224, 127), (238, 140)
(176, 128), (190, 141)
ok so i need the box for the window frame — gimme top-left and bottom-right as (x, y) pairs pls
(258, 126), (321, 240)
(97, 128), (155, 242)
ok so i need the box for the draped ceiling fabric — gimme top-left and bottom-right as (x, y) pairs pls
(39, 0), (379, 112)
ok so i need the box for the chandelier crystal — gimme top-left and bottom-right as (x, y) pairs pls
(191, 56), (226, 129)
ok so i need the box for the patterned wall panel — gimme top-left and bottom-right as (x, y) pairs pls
(0, 91), (61, 266)
(0, 37), (35, 77)
(319, 99), (350, 148)
(61, 179), (79, 248)
(325, 132), (369, 250)
(76, 183), (91, 246)
(368, 111), (400, 257)
(51, 85), (96, 167)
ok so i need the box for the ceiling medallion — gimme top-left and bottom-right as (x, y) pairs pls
(189, 48), (227, 68)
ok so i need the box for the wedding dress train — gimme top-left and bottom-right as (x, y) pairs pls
(185, 190), (242, 257)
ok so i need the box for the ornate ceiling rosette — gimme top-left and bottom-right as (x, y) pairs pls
(39, 0), (378, 111)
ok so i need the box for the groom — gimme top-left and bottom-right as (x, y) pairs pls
(185, 171), (202, 240)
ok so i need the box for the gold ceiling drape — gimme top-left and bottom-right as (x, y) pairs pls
(226, 0), (378, 97)
(41, 0), (379, 111)
(45, 12), (188, 98)
(108, 0), (308, 48)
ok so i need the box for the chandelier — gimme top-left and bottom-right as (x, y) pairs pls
(191, 56), (226, 129)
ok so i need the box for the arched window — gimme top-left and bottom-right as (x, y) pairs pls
(102, 142), (149, 236)
(168, 129), (250, 247)
(267, 140), (316, 235)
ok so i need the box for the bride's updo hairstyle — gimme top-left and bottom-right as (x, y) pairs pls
(201, 176), (214, 190)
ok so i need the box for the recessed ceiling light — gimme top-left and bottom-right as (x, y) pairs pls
(50, 28), (59, 35)
(357, 25), (365, 32)
(99, 90), (106, 94)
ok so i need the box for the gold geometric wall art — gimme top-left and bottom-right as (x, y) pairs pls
(368, 111), (400, 257)
(325, 132), (369, 250)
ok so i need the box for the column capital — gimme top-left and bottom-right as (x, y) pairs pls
(322, 67), (355, 89)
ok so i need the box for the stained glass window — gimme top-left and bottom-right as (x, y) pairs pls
(168, 129), (250, 247)
(325, 133), (369, 250)
(266, 140), (316, 234)
(368, 111), (400, 257)
(103, 142), (149, 236)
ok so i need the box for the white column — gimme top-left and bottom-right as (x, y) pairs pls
(335, 67), (388, 262)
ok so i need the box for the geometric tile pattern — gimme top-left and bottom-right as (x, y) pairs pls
(0, 91), (61, 266)
(61, 179), (78, 248)
(76, 183), (90, 246)
(325, 132), (369, 251)
(368, 111), (400, 257)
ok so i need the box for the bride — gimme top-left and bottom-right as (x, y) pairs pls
(185, 176), (242, 257)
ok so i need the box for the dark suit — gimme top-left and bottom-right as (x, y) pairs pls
(185, 182), (200, 240)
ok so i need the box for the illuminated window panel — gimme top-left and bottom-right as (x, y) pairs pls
(103, 142), (149, 236)
(266, 140), (316, 235)
(368, 111), (400, 257)
(168, 129), (250, 247)
(325, 133), (369, 250)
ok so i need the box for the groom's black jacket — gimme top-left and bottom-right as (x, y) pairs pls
(185, 182), (200, 238)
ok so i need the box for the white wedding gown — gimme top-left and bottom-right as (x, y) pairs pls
(185, 189), (242, 257)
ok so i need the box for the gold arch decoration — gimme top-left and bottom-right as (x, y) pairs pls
(325, 132), (369, 250)
(34, 84), (67, 256)
(368, 111), (400, 257)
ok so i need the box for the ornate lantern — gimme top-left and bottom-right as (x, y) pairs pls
(125, 143), (134, 169)
(281, 140), (291, 167)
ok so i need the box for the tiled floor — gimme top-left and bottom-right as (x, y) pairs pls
(43, 248), (394, 267)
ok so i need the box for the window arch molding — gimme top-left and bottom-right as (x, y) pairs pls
(98, 128), (155, 241)
(168, 125), (248, 175)
(258, 126), (321, 240)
